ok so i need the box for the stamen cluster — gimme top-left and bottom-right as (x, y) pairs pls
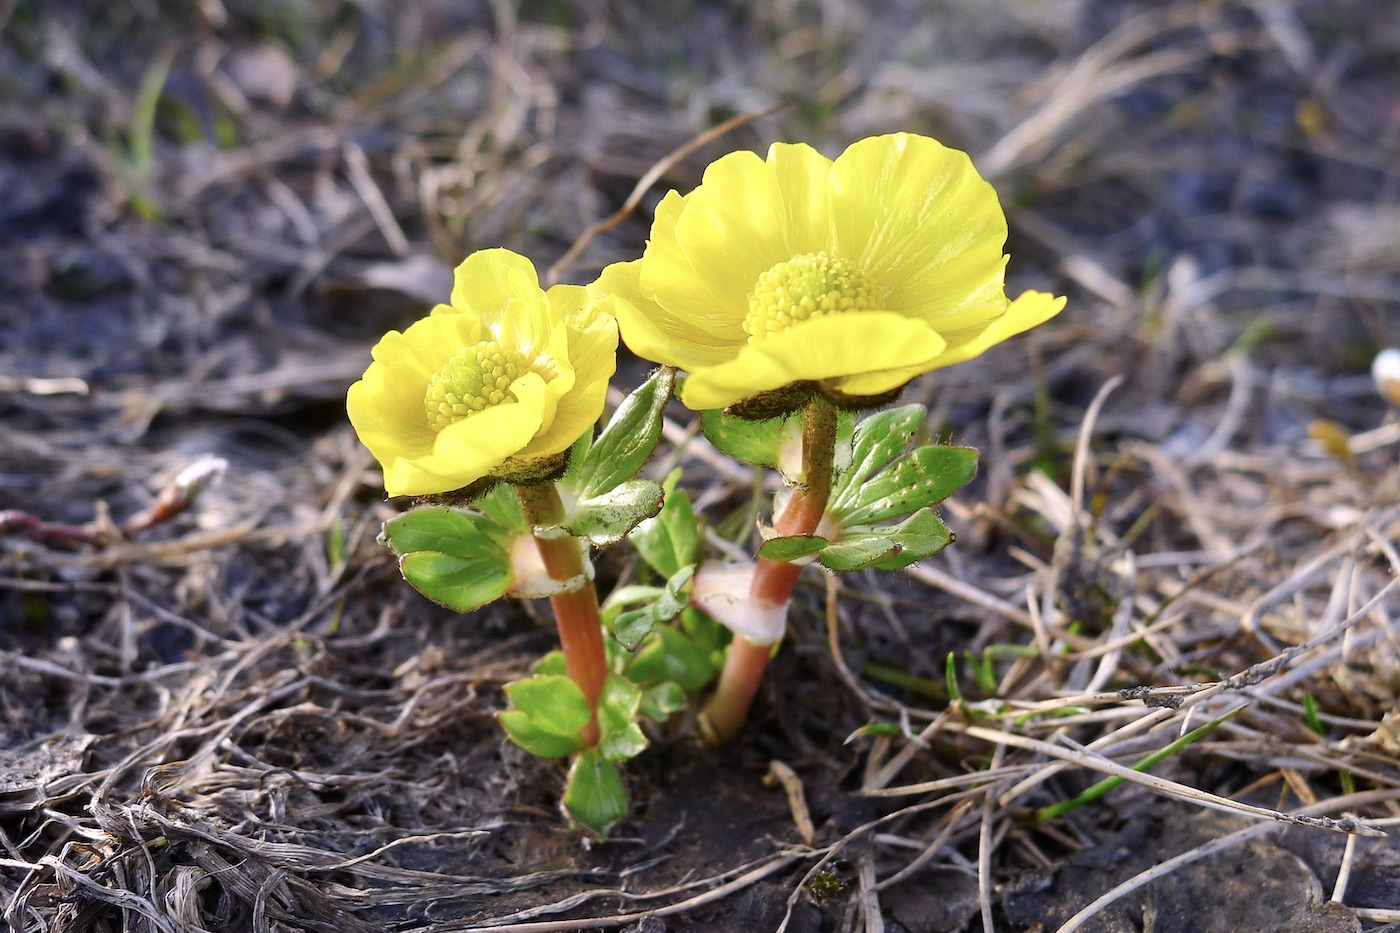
(424, 341), (523, 429)
(743, 251), (880, 341)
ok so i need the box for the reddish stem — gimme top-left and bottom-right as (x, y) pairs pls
(702, 634), (773, 743)
(702, 395), (838, 741)
(517, 484), (606, 747)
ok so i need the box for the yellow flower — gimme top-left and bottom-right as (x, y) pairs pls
(594, 133), (1064, 411)
(348, 249), (618, 497)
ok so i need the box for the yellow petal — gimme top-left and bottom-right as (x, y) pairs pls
(631, 189), (750, 350)
(385, 372), (549, 497)
(496, 266), (560, 358)
(363, 329), (430, 381)
(826, 360), (948, 397)
(829, 134), (1008, 321)
(922, 290), (1066, 371)
(663, 143), (833, 311)
(523, 287), (618, 460)
(349, 315), (482, 465)
(596, 255), (734, 371)
(679, 312), (948, 411)
(578, 133), (1063, 414)
(527, 365), (571, 451)
(400, 313), (486, 373)
(349, 250), (619, 497)
(346, 357), (435, 463)
(549, 282), (614, 377)
(447, 248), (540, 318)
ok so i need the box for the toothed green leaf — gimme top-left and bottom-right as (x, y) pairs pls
(563, 749), (628, 837)
(757, 534), (828, 562)
(561, 479), (665, 546)
(818, 508), (954, 572)
(630, 469), (698, 578)
(835, 445), (977, 527)
(639, 681), (687, 722)
(498, 675), (590, 759)
(596, 674), (647, 763)
(607, 565), (693, 650)
(571, 368), (674, 499)
(383, 506), (516, 612)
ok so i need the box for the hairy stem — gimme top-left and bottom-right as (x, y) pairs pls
(703, 395), (838, 741)
(516, 483), (605, 747)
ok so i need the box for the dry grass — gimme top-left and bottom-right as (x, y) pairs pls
(2, 0), (1399, 930)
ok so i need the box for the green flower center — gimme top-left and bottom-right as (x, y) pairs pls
(424, 340), (525, 430)
(743, 251), (882, 341)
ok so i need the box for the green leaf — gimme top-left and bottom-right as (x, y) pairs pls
(532, 651), (566, 676)
(608, 565), (693, 651)
(382, 505), (518, 611)
(814, 533), (898, 572)
(701, 407), (854, 481)
(601, 584), (665, 625)
(381, 505), (510, 554)
(968, 649), (997, 692)
(836, 445), (978, 527)
(855, 722), (903, 737)
(380, 501), (523, 610)
(630, 470), (698, 578)
(563, 749), (628, 837)
(818, 508), (954, 572)
(596, 674), (647, 763)
(563, 480), (665, 547)
(562, 429), (592, 483)
(1035, 706), (1245, 823)
(498, 676), (590, 759)
(474, 483), (530, 534)
(1303, 692), (1326, 737)
(871, 508), (955, 570)
(573, 368), (674, 499)
(945, 652), (962, 705)
(639, 681), (687, 722)
(398, 551), (514, 612)
(828, 406), (977, 525)
(757, 534), (828, 562)
(627, 626), (719, 691)
(829, 405), (926, 509)
(609, 610), (654, 654)
(699, 408), (798, 470)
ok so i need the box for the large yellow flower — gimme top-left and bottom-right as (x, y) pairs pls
(594, 133), (1064, 412)
(348, 249), (617, 497)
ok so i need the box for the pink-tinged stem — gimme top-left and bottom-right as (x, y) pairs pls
(516, 483), (605, 748)
(703, 395), (838, 742)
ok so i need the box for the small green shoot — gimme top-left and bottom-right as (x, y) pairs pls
(967, 650), (997, 693)
(861, 660), (947, 701)
(327, 515), (346, 570)
(1302, 692), (1327, 737)
(1035, 705), (1245, 823)
(114, 48), (176, 221)
(854, 721), (904, 737)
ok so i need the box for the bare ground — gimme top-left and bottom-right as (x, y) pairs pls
(2, 1), (1400, 930)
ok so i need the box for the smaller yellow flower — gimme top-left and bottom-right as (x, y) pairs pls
(348, 249), (618, 497)
(593, 133), (1064, 412)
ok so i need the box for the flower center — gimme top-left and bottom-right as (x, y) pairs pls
(743, 252), (882, 341)
(424, 340), (525, 430)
